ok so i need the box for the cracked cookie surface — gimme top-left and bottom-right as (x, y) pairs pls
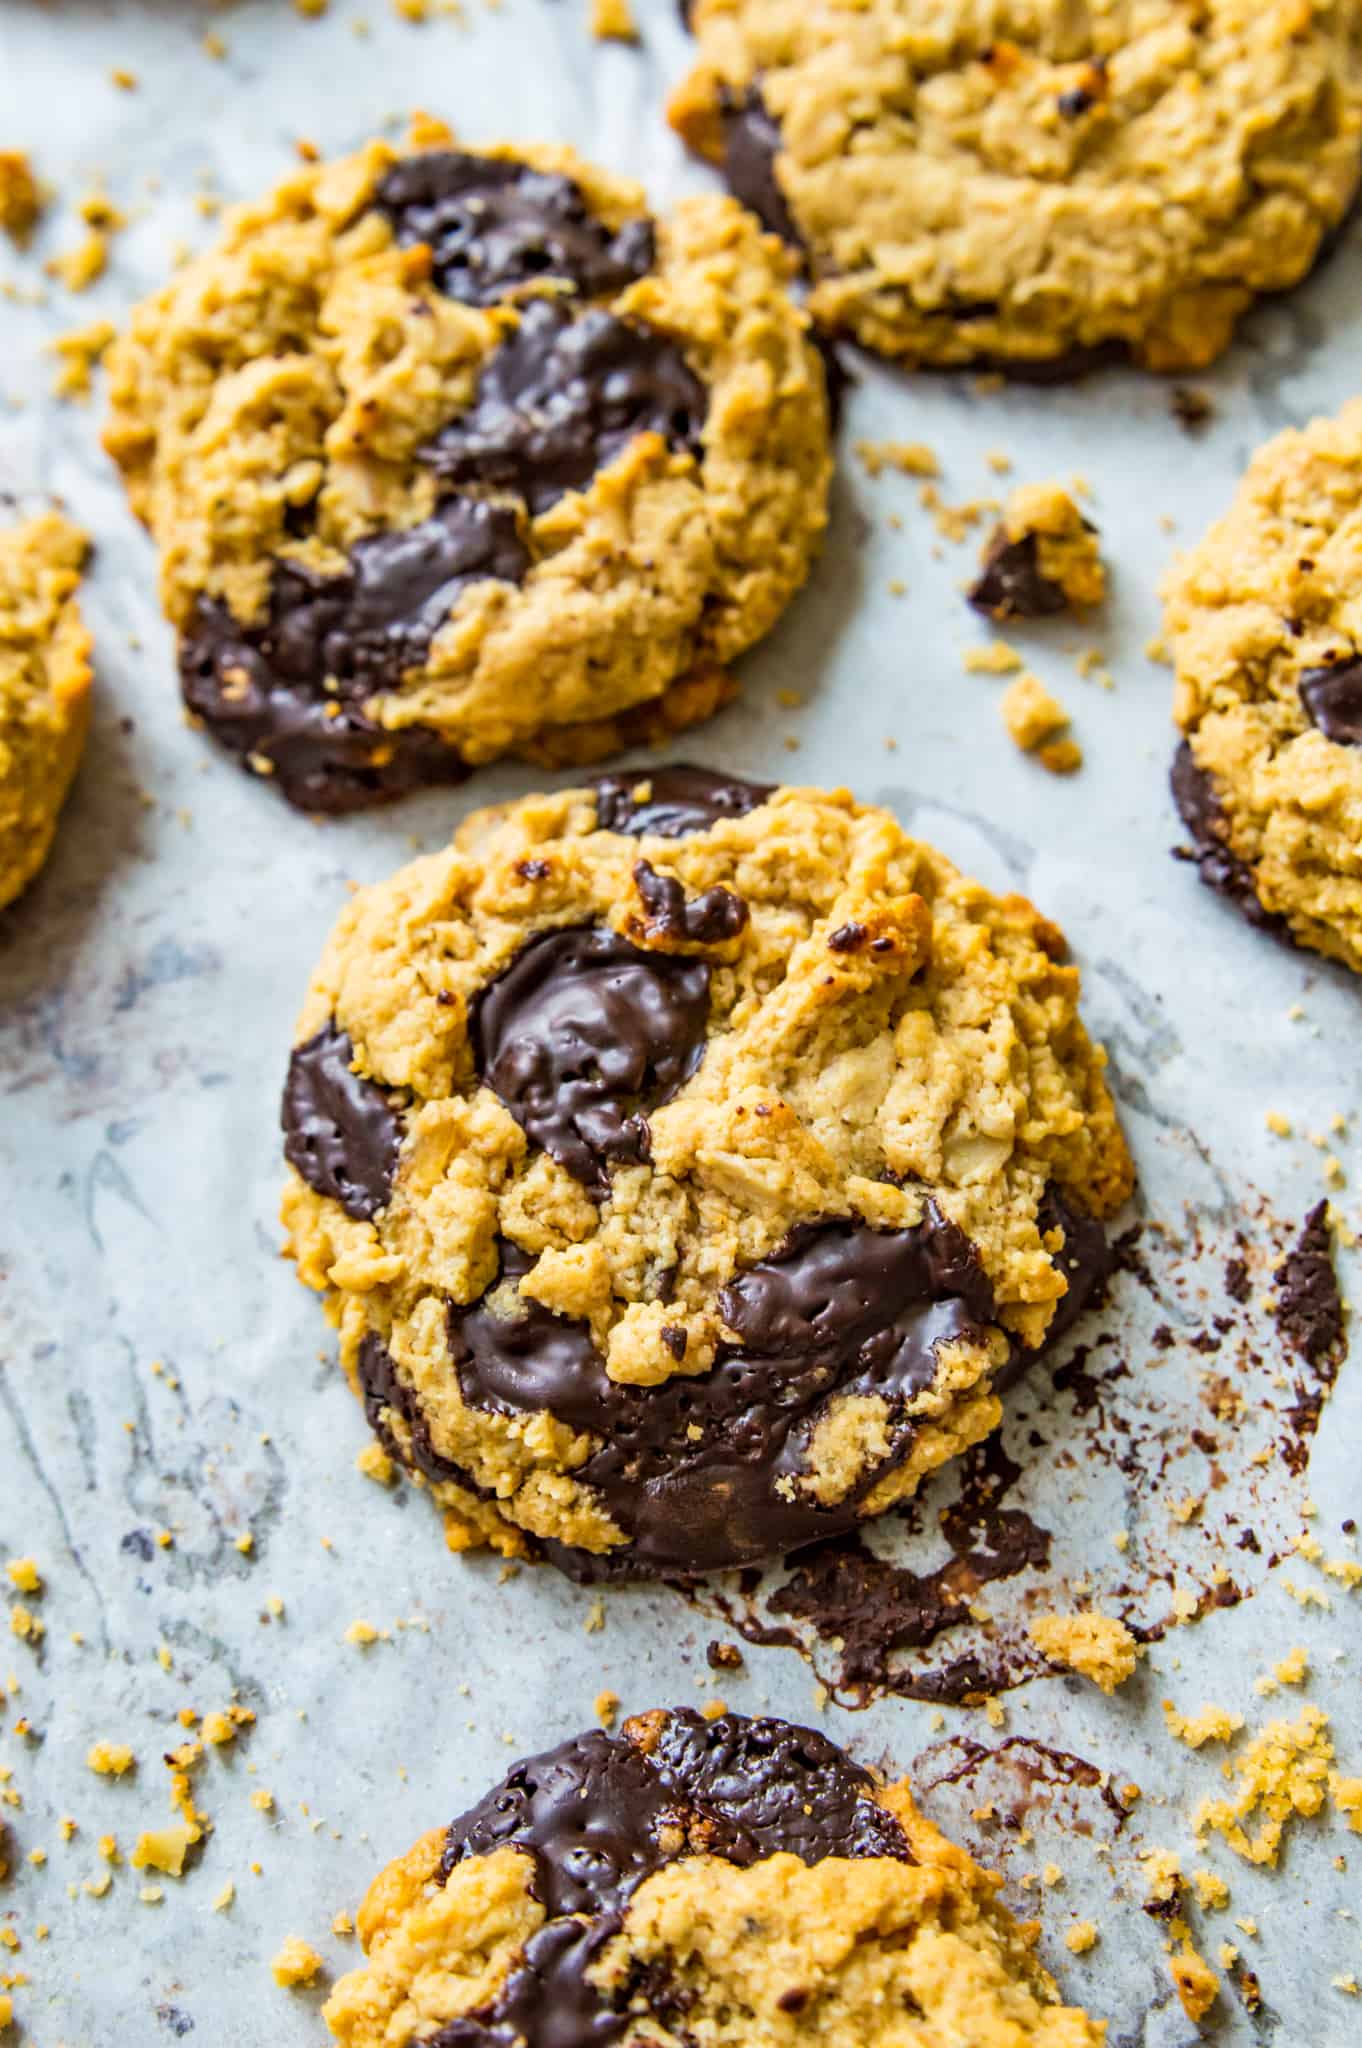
(322, 1706), (1106, 2048)
(103, 126), (831, 811)
(669, 0), (1362, 371)
(0, 513), (93, 911)
(1164, 397), (1362, 971)
(281, 773), (1131, 1579)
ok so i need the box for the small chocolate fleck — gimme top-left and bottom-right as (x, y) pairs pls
(827, 920), (868, 953)
(282, 1019), (403, 1221)
(968, 529), (1067, 621)
(633, 859), (749, 945)
(718, 88), (801, 247)
(1274, 1201), (1342, 1364)
(180, 499), (527, 812)
(592, 764), (774, 838)
(1299, 654), (1362, 746)
(470, 926), (711, 1194)
(422, 298), (708, 516)
(1171, 385), (1214, 432)
(1057, 85), (1096, 116)
(373, 150), (655, 307)
(661, 1323), (689, 1360)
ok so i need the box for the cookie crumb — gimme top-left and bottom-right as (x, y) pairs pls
(969, 483), (1105, 619)
(1163, 1701), (1244, 1748)
(1170, 1940), (1220, 2023)
(355, 1440), (396, 1487)
(272, 1936), (325, 1988)
(1065, 1920), (1098, 1954)
(344, 1620), (379, 1648)
(86, 1742), (135, 1777)
(854, 438), (939, 480)
(590, 0), (638, 40)
(1000, 674), (1081, 772)
(3, 1562), (40, 1597)
(963, 639), (1023, 675)
(130, 1822), (198, 1877)
(594, 1690), (620, 1730)
(1195, 1704), (1333, 1864)
(0, 153), (41, 244)
(1029, 1612), (1138, 1692)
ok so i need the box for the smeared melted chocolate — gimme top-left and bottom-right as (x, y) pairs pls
(281, 1020), (403, 1220)
(632, 859), (748, 944)
(1274, 1201), (1342, 1365)
(1170, 741), (1291, 940)
(719, 88), (800, 247)
(374, 151), (654, 306)
(180, 499), (527, 812)
(470, 926), (711, 1195)
(967, 530), (1068, 622)
(1299, 655), (1362, 746)
(591, 764), (773, 838)
(426, 1708), (908, 2048)
(422, 298), (707, 515)
(450, 1206), (996, 1577)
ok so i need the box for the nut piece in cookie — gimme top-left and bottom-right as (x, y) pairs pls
(1164, 396), (1362, 971)
(0, 514), (93, 911)
(280, 773), (1132, 1579)
(670, 0), (1362, 370)
(103, 126), (832, 811)
(970, 485), (1105, 621)
(322, 1708), (1107, 2047)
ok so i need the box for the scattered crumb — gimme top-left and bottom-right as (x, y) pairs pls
(1194, 1705), (1333, 1865)
(1170, 1940), (1220, 2023)
(0, 153), (41, 245)
(45, 230), (109, 293)
(1065, 1921), (1098, 1954)
(332, 1911), (354, 1937)
(855, 438), (939, 480)
(594, 1690), (620, 1730)
(86, 1742), (135, 1777)
(962, 639), (1023, 676)
(969, 482), (1105, 620)
(213, 1880), (236, 1912)
(1163, 1701), (1245, 1749)
(1330, 1772), (1362, 1833)
(590, 0), (638, 39)
(1255, 1646), (1309, 1696)
(1171, 386), (1214, 432)
(1029, 1612), (1139, 1693)
(919, 481), (995, 543)
(1191, 1868), (1230, 1911)
(271, 1937), (324, 1989)
(1000, 673), (1082, 773)
(344, 1620), (379, 1648)
(3, 1563), (40, 1597)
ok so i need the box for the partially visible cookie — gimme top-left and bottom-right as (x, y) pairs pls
(280, 772), (1132, 1580)
(322, 1706), (1106, 2047)
(1164, 398), (1362, 972)
(970, 485), (1105, 622)
(669, 0), (1362, 371)
(103, 124), (831, 812)
(0, 513), (92, 911)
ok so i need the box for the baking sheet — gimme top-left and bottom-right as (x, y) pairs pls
(1, 4), (1360, 2041)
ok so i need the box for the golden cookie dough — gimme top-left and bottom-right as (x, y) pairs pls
(280, 771), (1132, 1579)
(103, 123), (831, 812)
(1164, 397), (1362, 971)
(0, 513), (93, 911)
(669, 0), (1362, 371)
(323, 1707), (1106, 2048)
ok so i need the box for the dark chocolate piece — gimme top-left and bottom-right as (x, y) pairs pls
(180, 499), (527, 812)
(373, 150), (654, 307)
(718, 89), (801, 247)
(591, 764), (773, 838)
(1035, 1185), (1114, 1352)
(470, 925), (711, 1194)
(1170, 741), (1290, 938)
(1299, 655), (1362, 746)
(281, 1020), (403, 1220)
(452, 1206), (996, 1577)
(967, 530), (1067, 622)
(632, 859), (749, 944)
(426, 1708), (907, 2048)
(422, 299), (707, 516)
(1274, 1201), (1343, 1365)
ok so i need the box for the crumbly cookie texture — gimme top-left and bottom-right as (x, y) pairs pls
(322, 1708), (1107, 2048)
(669, 0), (1362, 371)
(102, 123), (831, 812)
(971, 485), (1105, 621)
(0, 513), (93, 911)
(1163, 397), (1362, 972)
(1030, 1611), (1140, 1693)
(280, 772), (1132, 1579)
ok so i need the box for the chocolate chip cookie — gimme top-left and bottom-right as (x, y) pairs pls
(669, 0), (1362, 372)
(1164, 397), (1362, 972)
(322, 1706), (1105, 2047)
(102, 124), (831, 812)
(281, 773), (1132, 1579)
(0, 513), (92, 911)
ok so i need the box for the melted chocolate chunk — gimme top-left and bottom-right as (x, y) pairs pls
(968, 530), (1068, 621)
(452, 1207), (995, 1577)
(357, 1330), (486, 1493)
(471, 926), (711, 1194)
(591, 764), (774, 838)
(632, 859), (749, 944)
(281, 1020), (403, 1220)
(423, 299), (707, 515)
(1299, 655), (1362, 745)
(1170, 741), (1291, 939)
(427, 1710), (905, 2047)
(1035, 1186), (1114, 1351)
(719, 88), (801, 247)
(373, 151), (655, 307)
(180, 499), (527, 812)
(1274, 1201), (1343, 1364)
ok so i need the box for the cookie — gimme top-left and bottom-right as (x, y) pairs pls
(102, 123), (831, 813)
(280, 773), (1132, 1579)
(0, 513), (93, 912)
(1163, 398), (1362, 972)
(668, 0), (1362, 372)
(970, 485), (1105, 622)
(321, 1706), (1105, 2047)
